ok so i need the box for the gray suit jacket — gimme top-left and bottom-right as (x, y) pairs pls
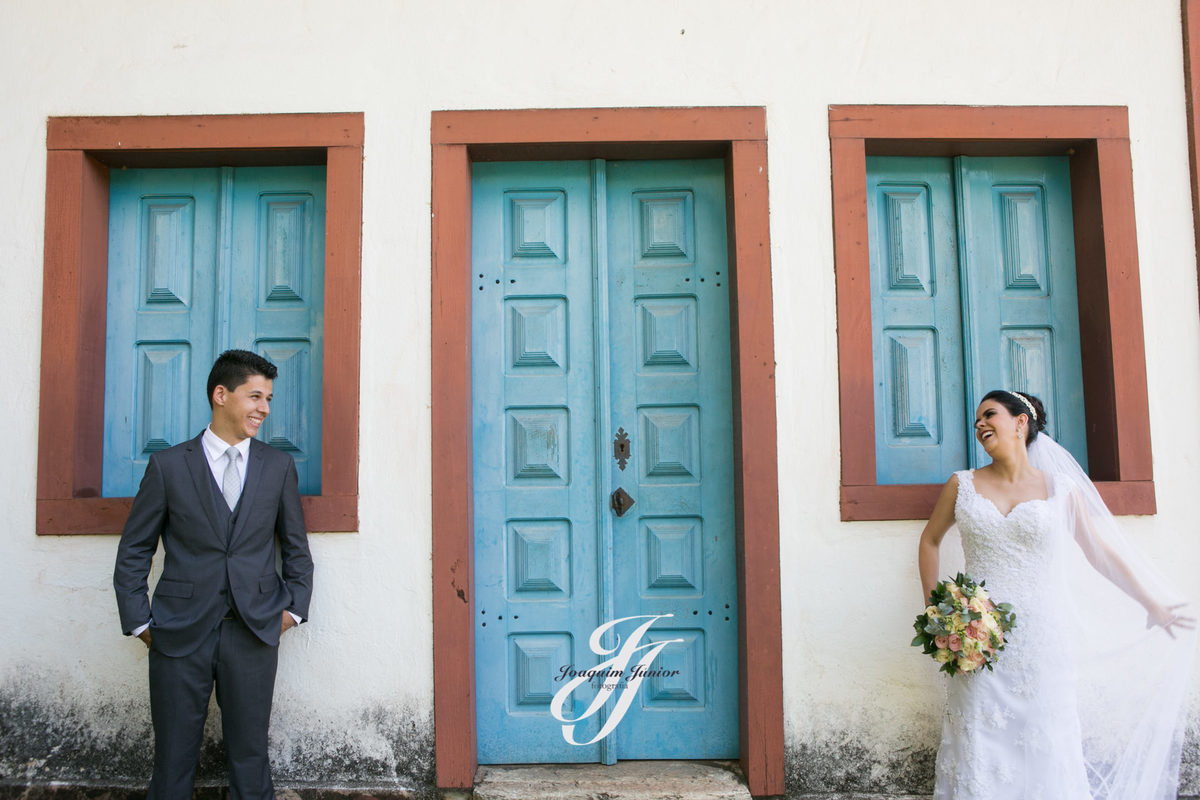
(114, 432), (314, 657)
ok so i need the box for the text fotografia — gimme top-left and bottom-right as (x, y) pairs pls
(554, 663), (681, 683)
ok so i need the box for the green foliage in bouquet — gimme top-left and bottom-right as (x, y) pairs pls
(912, 572), (1017, 676)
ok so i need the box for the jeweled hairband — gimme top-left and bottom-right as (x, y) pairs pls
(1008, 390), (1037, 421)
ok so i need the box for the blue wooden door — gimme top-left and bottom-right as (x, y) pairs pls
(604, 160), (738, 759)
(472, 159), (737, 763)
(867, 156), (1087, 483)
(104, 166), (325, 497)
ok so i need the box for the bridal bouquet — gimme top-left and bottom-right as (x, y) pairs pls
(912, 573), (1016, 676)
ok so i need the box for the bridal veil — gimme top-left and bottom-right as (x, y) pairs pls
(1028, 434), (1196, 799)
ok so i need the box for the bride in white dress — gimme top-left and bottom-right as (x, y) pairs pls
(917, 390), (1195, 799)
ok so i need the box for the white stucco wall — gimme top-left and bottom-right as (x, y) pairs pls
(2, 0), (1198, 793)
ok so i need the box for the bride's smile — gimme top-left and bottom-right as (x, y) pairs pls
(974, 401), (1019, 452)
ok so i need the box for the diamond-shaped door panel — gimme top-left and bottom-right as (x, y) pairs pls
(507, 407), (569, 485)
(505, 191), (567, 264)
(509, 633), (572, 710)
(634, 190), (694, 264)
(636, 297), (698, 372)
(641, 629), (705, 707)
(642, 517), (703, 595)
(639, 406), (700, 483)
(506, 297), (568, 373)
(507, 519), (571, 598)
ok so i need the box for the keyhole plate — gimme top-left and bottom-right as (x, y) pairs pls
(613, 427), (631, 471)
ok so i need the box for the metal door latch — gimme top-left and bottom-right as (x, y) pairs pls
(610, 487), (635, 517)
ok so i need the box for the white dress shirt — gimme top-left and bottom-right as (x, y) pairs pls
(202, 425), (251, 495)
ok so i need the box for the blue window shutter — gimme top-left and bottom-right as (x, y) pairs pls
(955, 156), (1088, 470)
(229, 166), (326, 494)
(104, 169), (221, 497)
(867, 157), (968, 484)
(104, 166), (325, 496)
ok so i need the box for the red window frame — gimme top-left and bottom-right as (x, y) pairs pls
(831, 105), (1155, 520)
(37, 113), (363, 534)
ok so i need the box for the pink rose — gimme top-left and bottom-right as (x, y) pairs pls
(947, 634), (962, 652)
(934, 635), (948, 648)
(968, 621), (988, 641)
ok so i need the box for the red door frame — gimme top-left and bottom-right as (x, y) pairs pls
(1183, 0), (1200, 315)
(430, 107), (784, 797)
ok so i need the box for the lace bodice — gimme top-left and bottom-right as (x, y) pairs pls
(952, 469), (1086, 694)
(953, 469), (1071, 609)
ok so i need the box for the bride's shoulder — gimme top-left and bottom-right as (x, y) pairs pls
(945, 469), (971, 499)
(942, 470), (970, 494)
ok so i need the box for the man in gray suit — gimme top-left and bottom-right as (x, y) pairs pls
(114, 349), (314, 800)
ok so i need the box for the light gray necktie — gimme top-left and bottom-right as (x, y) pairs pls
(221, 447), (242, 510)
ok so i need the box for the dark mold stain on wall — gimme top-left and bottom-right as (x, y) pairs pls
(1, 682), (434, 797)
(1180, 720), (1200, 796)
(785, 737), (935, 795)
(277, 704), (434, 791)
(8, 677), (1196, 799)
(0, 688), (153, 783)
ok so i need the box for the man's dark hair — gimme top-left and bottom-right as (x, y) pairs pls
(206, 349), (278, 407)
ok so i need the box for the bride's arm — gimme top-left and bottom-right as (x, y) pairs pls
(1069, 488), (1194, 636)
(918, 475), (959, 603)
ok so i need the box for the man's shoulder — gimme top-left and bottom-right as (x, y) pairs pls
(249, 437), (296, 466)
(151, 433), (205, 463)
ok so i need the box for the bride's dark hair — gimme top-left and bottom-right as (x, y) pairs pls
(981, 389), (1047, 446)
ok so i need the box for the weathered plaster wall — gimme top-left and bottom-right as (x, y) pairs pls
(1, 0), (1198, 794)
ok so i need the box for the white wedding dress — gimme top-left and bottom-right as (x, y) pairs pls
(934, 469), (1092, 799)
(930, 436), (1194, 800)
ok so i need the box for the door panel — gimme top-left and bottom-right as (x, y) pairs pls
(472, 159), (738, 763)
(605, 159), (737, 758)
(472, 161), (603, 763)
(866, 157), (968, 484)
(104, 169), (220, 497)
(230, 167), (326, 493)
(956, 156), (1087, 468)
